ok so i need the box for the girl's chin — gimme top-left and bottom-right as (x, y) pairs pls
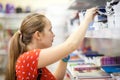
(46, 45), (52, 48)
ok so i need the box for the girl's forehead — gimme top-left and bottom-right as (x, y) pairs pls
(44, 19), (52, 28)
(45, 19), (52, 25)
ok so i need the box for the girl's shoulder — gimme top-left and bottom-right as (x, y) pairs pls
(17, 49), (41, 62)
(23, 49), (40, 57)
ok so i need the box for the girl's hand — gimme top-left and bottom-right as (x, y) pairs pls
(84, 7), (98, 23)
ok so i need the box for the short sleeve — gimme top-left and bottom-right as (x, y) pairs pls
(16, 49), (40, 80)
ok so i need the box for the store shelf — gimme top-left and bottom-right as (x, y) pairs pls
(0, 50), (7, 55)
(85, 29), (120, 39)
(0, 13), (30, 19)
(66, 1), (120, 79)
(0, 13), (30, 29)
(66, 62), (111, 80)
(0, 13), (29, 71)
(67, 0), (112, 11)
(66, 0), (120, 39)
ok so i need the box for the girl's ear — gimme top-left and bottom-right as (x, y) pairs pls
(33, 31), (42, 40)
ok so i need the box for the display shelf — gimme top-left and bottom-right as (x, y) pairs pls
(66, 0), (120, 79)
(0, 49), (7, 71)
(0, 13), (30, 70)
(67, 0), (120, 39)
(67, 0), (112, 11)
(0, 49), (7, 55)
(66, 26), (120, 39)
(85, 29), (120, 39)
(0, 13), (30, 29)
(66, 62), (111, 80)
(0, 13), (30, 19)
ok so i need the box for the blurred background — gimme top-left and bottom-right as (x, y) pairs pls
(0, 0), (120, 80)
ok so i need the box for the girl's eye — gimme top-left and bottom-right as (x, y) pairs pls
(49, 29), (53, 33)
(49, 29), (52, 32)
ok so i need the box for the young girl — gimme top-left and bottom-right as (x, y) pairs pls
(6, 7), (98, 80)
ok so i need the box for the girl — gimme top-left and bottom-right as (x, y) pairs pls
(6, 7), (98, 80)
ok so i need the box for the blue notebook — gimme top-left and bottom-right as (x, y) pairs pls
(102, 65), (120, 73)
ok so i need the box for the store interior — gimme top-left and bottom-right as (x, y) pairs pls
(0, 0), (120, 80)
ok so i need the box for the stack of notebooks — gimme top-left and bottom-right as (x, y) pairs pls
(101, 56), (120, 73)
(67, 62), (111, 80)
(102, 65), (120, 73)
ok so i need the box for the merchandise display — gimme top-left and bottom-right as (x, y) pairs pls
(65, 0), (120, 80)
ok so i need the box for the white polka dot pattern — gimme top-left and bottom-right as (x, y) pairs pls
(16, 49), (56, 80)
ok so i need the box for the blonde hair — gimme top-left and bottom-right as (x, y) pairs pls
(5, 13), (46, 80)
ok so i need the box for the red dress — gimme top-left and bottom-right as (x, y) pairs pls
(16, 49), (57, 80)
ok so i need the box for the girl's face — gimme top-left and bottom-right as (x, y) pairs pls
(38, 18), (55, 48)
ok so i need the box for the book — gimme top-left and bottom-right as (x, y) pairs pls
(67, 63), (111, 79)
